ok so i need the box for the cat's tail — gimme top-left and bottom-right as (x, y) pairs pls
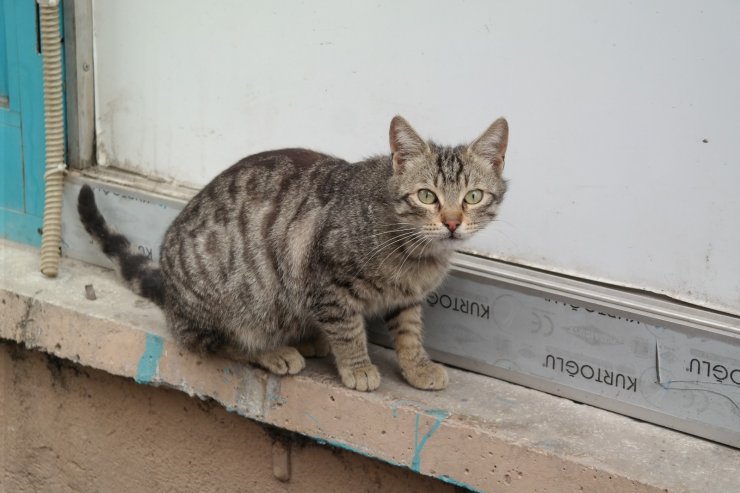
(77, 184), (165, 306)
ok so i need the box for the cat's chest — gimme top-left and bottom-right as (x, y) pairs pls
(372, 257), (450, 307)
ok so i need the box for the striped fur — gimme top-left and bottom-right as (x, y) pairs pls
(77, 185), (165, 306)
(78, 117), (509, 391)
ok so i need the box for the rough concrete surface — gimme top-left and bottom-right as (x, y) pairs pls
(1, 239), (738, 492)
(0, 342), (454, 492)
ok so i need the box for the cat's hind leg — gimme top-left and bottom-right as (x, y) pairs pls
(167, 307), (306, 375)
(165, 307), (230, 354)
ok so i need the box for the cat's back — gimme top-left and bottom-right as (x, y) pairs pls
(160, 148), (352, 281)
(207, 148), (345, 204)
(158, 147), (390, 318)
(167, 148), (341, 230)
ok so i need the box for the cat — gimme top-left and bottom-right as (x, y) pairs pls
(77, 116), (509, 392)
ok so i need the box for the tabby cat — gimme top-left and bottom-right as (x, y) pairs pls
(78, 116), (509, 392)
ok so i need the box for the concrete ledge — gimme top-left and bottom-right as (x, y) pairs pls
(1, 239), (738, 492)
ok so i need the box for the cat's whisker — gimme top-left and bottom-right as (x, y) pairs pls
(492, 218), (515, 227)
(408, 237), (436, 282)
(371, 225), (418, 235)
(354, 231), (424, 273)
(376, 233), (428, 281)
(393, 234), (429, 283)
(394, 236), (424, 274)
(414, 236), (435, 270)
(376, 223), (415, 228)
(378, 221), (415, 226)
(363, 230), (421, 256)
(367, 227), (417, 238)
(394, 235), (428, 280)
(376, 223), (415, 229)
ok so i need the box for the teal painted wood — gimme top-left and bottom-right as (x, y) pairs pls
(0, 107), (20, 126)
(1, 0), (21, 112)
(1, 0), (25, 213)
(0, 0), (8, 98)
(1, 0), (59, 246)
(0, 208), (42, 246)
(16, 0), (47, 218)
(1, 122), (24, 210)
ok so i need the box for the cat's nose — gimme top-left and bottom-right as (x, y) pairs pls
(444, 219), (459, 232)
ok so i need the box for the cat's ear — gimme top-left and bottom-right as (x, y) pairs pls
(468, 117), (509, 172)
(389, 116), (429, 173)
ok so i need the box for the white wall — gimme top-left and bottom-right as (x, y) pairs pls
(92, 0), (740, 316)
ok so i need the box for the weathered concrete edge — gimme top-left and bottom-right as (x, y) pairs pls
(0, 288), (489, 490)
(1, 241), (736, 492)
(3, 284), (679, 493)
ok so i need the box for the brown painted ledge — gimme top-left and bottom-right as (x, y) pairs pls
(1, 239), (738, 492)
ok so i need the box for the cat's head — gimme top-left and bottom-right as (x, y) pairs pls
(388, 116), (509, 249)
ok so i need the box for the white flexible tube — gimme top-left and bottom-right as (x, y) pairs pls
(38, 0), (66, 277)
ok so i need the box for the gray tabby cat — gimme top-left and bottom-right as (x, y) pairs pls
(78, 116), (509, 392)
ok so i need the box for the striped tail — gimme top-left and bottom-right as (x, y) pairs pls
(77, 184), (165, 306)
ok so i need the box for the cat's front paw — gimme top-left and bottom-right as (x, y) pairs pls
(402, 360), (449, 390)
(339, 364), (381, 392)
(251, 346), (306, 375)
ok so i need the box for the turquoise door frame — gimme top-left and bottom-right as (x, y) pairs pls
(1, 0), (59, 246)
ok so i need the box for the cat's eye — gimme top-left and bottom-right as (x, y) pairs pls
(417, 189), (438, 204)
(464, 189), (483, 204)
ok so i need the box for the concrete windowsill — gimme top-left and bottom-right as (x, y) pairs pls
(1, 239), (738, 492)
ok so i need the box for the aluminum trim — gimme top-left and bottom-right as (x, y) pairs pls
(424, 347), (740, 448)
(451, 255), (740, 337)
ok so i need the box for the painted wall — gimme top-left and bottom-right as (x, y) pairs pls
(92, 0), (740, 315)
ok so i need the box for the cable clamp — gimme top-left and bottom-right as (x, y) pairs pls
(44, 163), (67, 180)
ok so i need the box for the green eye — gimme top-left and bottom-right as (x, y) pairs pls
(464, 189), (483, 204)
(417, 189), (438, 204)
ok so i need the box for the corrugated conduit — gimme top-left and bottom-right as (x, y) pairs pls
(38, 0), (66, 277)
